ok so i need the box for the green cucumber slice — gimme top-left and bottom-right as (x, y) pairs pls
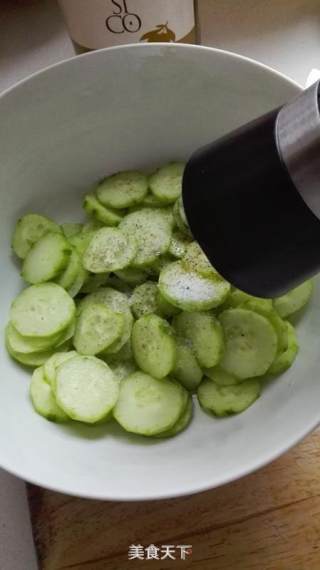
(97, 171), (148, 209)
(269, 321), (299, 375)
(30, 367), (68, 422)
(61, 223), (83, 238)
(155, 396), (193, 438)
(54, 355), (119, 423)
(141, 193), (165, 208)
(219, 308), (278, 379)
(74, 303), (124, 356)
(10, 284), (75, 339)
(226, 288), (272, 311)
(130, 281), (160, 319)
(173, 337), (203, 391)
(182, 242), (217, 278)
(43, 351), (77, 387)
(198, 377), (261, 416)
(22, 232), (71, 285)
(5, 323), (62, 354)
(159, 261), (230, 311)
(173, 311), (224, 368)
(83, 227), (137, 273)
(149, 163), (185, 204)
(169, 231), (192, 259)
(12, 213), (61, 259)
(108, 360), (136, 382)
(80, 273), (109, 294)
(83, 193), (125, 226)
(173, 196), (192, 237)
(56, 248), (82, 290)
(132, 314), (176, 379)
(273, 280), (313, 318)
(119, 208), (172, 267)
(113, 372), (185, 436)
(115, 267), (148, 286)
(203, 367), (240, 386)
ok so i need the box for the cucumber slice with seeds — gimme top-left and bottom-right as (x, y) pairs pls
(97, 171), (148, 209)
(132, 314), (176, 379)
(173, 337), (203, 391)
(83, 193), (125, 226)
(149, 163), (185, 204)
(273, 280), (313, 318)
(22, 232), (71, 285)
(83, 227), (137, 273)
(130, 281), (160, 319)
(5, 323), (62, 354)
(155, 396), (193, 438)
(120, 208), (172, 268)
(54, 355), (119, 423)
(6, 337), (70, 368)
(159, 261), (230, 311)
(74, 303), (124, 356)
(269, 321), (299, 375)
(173, 311), (224, 368)
(198, 378), (261, 416)
(43, 351), (77, 387)
(113, 372), (185, 436)
(219, 308), (278, 379)
(10, 283), (75, 339)
(12, 214), (61, 260)
(30, 367), (68, 422)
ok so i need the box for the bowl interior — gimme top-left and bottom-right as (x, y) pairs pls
(0, 44), (316, 500)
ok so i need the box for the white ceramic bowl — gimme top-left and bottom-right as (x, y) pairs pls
(0, 44), (317, 501)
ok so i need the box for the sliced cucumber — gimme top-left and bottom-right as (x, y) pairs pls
(61, 223), (83, 238)
(241, 299), (287, 354)
(226, 288), (272, 311)
(132, 314), (176, 379)
(119, 208), (172, 267)
(97, 171), (148, 209)
(5, 323), (62, 354)
(182, 242), (217, 278)
(80, 272), (109, 294)
(10, 284), (75, 339)
(55, 355), (119, 423)
(273, 280), (313, 318)
(269, 321), (299, 375)
(82, 220), (104, 233)
(83, 193), (125, 226)
(74, 303), (124, 356)
(69, 230), (96, 257)
(145, 255), (174, 278)
(198, 377), (261, 416)
(141, 193), (165, 208)
(173, 196), (192, 237)
(12, 213), (61, 259)
(204, 367), (240, 386)
(113, 372), (185, 436)
(157, 291), (180, 317)
(43, 351), (77, 387)
(149, 163), (185, 204)
(30, 367), (68, 422)
(159, 261), (230, 311)
(108, 359), (136, 382)
(130, 281), (160, 319)
(173, 337), (203, 391)
(67, 266), (88, 298)
(115, 267), (148, 286)
(173, 311), (224, 368)
(77, 288), (133, 354)
(83, 227), (137, 273)
(6, 338), (65, 368)
(169, 231), (192, 259)
(219, 308), (278, 379)
(56, 248), (82, 290)
(22, 232), (71, 285)
(155, 396), (193, 438)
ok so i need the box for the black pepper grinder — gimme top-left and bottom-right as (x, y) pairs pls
(182, 80), (320, 297)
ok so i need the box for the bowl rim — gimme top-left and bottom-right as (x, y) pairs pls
(1, 43), (310, 501)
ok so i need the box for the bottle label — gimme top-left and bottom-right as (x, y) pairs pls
(58, 0), (195, 49)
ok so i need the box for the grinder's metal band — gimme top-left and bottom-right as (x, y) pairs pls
(276, 79), (320, 218)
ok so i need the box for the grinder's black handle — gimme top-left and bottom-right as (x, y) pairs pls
(182, 80), (320, 298)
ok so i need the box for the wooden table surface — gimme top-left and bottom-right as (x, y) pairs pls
(29, 429), (320, 570)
